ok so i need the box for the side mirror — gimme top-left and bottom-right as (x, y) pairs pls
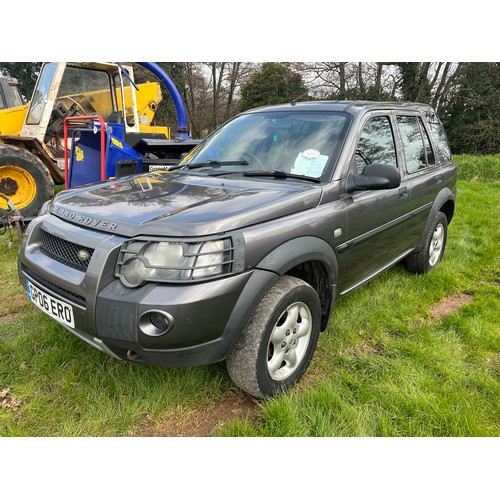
(346, 163), (400, 193)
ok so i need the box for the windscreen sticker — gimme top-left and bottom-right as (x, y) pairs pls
(291, 150), (329, 177)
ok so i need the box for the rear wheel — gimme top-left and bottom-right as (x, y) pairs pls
(226, 275), (321, 398)
(405, 211), (448, 274)
(0, 144), (54, 217)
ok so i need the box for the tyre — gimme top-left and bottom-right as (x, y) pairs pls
(226, 275), (321, 398)
(405, 211), (448, 274)
(0, 144), (54, 218)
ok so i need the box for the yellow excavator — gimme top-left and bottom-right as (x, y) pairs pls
(0, 62), (197, 217)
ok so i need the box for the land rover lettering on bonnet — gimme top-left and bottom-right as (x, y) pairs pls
(19, 101), (457, 398)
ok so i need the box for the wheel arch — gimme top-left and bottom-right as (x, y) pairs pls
(256, 236), (338, 331)
(417, 187), (455, 248)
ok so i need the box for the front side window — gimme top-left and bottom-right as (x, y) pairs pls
(355, 116), (397, 174)
(397, 116), (436, 173)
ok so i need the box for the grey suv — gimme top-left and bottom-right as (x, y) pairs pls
(18, 101), (457, 398)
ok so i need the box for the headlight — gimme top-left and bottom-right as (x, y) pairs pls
(190, 240), (226, 279)
(116, 237), (238, 287)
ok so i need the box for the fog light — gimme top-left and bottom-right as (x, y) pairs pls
(139, 310), (175, 337)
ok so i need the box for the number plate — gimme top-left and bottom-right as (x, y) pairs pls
(26, 279), (75, 328)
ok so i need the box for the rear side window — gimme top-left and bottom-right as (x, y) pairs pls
(428, 120), (452, 163)
(397, 116), (436, 174)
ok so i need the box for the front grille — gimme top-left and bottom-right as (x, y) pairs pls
(41, 231), (94, 271)
(23, 266), (86, 307)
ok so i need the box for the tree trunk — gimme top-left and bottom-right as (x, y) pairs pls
(432, 62), (460, 113)
(224, 62), (241, 122)
(211, 62), (226, 132)
(375, 63), (384, 98)
(358, 63), (365, 95)
(339, 63), (346, 98)
(416, 62), (431, 101)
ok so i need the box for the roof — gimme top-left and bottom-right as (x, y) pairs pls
(244, 100), (435, 116)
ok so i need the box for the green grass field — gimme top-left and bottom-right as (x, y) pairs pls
(0, 155), (498, 437)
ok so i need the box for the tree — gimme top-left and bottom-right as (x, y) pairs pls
(397, 62), (433, 102)
(4, 61), (496, 153)
(0, 62), (41, 100)
(238, 63), (308, 111)
(134, 62), (256, 138)
(296, 62), (399, 101)
(205, 62), (256, 132)
(132, 62), (190, 136)
(183, 62), (212, 138)
(441, 62), (500, 154)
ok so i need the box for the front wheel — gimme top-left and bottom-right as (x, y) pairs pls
(226, 275), (321, 398)
(405, 211), (448, 274)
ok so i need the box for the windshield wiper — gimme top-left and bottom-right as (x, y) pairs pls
(243, 170), (321, 183)
(173, 159), (249, 170)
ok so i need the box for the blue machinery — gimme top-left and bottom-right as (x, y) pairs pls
(64, 62), (197, 188)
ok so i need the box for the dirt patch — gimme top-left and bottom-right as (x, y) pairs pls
(428, 293), (473, 321)
(348, 341), (384, 357)
(0, 312), (26, 325)
(0, 293), (30, 320)
(133, 391), (260, 437)
(0, 387), (23, 412)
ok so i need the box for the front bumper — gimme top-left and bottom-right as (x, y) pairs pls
(19, 214), (277, 367)
(93, 271), (255, 367)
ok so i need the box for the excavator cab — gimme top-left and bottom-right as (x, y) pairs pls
(23, 62), (143, 162)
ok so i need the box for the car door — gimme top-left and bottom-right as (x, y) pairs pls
(337, 112), (412, 294)
(395, 112), (446, 242)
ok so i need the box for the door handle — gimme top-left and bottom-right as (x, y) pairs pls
(399, 187), (408, 198)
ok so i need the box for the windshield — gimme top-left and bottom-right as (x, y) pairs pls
(57, 66), (113, 117)
(178, 110), (351, 181)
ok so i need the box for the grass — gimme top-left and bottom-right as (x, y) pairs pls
(0, 154), (499, 437)
(455, 153), (500, 181)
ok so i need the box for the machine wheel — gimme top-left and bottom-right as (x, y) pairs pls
(0, 144), (54, 217)
(226, 275), (321, 398)
(405, 211), (448, 274)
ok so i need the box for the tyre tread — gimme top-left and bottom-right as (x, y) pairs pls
(226, 275), (320, 398)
